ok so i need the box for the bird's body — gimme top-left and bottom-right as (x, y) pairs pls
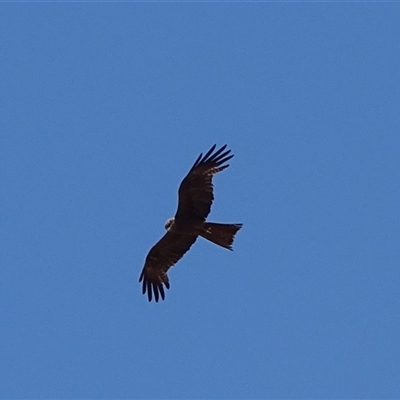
(139, 144), (242, 302)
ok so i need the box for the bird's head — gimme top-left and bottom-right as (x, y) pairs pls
(164, 217), (175, 231)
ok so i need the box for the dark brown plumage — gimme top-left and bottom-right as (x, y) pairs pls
(139, 144), (242, 302)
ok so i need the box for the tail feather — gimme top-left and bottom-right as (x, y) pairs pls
(199, 222), (242, 250)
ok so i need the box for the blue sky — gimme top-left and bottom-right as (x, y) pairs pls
(1, 3), (399, 399)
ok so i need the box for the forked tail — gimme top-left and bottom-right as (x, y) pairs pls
(199, 222), (242, 250)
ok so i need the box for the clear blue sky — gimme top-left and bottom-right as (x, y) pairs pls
(1, 3), (399, 399)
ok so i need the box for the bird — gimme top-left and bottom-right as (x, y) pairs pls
(139, 144), (242, 302)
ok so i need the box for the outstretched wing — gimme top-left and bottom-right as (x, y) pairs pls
(139, 231), (198, 302)
(175, 144), (233, 225)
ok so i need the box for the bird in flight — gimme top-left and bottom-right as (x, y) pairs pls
(139, 144), (242, 302)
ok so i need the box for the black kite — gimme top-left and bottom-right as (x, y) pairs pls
(139, 144), (242, 302)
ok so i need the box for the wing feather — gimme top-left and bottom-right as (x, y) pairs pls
(139, 230), (198, 302)
(175, 144), (234, 224)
